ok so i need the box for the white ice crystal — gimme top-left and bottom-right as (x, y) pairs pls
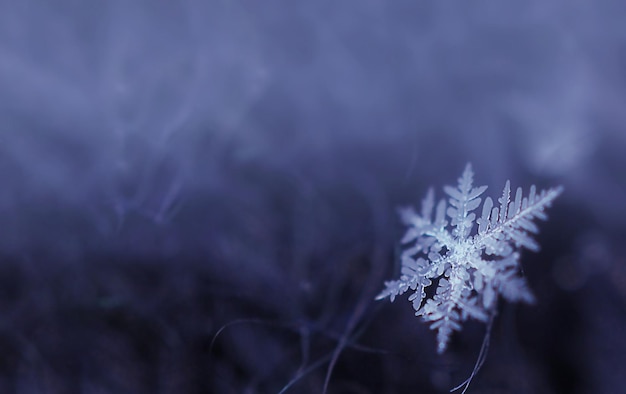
(377, 164), (562, 353)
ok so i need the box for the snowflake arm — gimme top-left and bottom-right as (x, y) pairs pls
(474, 183), (564, 255)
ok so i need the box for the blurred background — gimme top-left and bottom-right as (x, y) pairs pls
(0, 1), (625, 393)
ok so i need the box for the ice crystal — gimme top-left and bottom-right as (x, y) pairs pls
(377, 164), (562, 353)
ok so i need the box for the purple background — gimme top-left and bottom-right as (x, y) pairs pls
(0, 1), (625, 393)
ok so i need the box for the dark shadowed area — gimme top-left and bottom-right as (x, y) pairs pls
(0, 1), (625, 393)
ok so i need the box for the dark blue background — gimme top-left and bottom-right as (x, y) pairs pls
(0, 1), (624, 393)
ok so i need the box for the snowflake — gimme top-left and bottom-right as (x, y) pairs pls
(377, 164), (562, 353)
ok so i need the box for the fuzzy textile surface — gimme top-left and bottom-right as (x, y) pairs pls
(1, 1), (625, 393)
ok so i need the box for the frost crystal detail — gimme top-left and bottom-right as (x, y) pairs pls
(376, 164), (562, 353)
